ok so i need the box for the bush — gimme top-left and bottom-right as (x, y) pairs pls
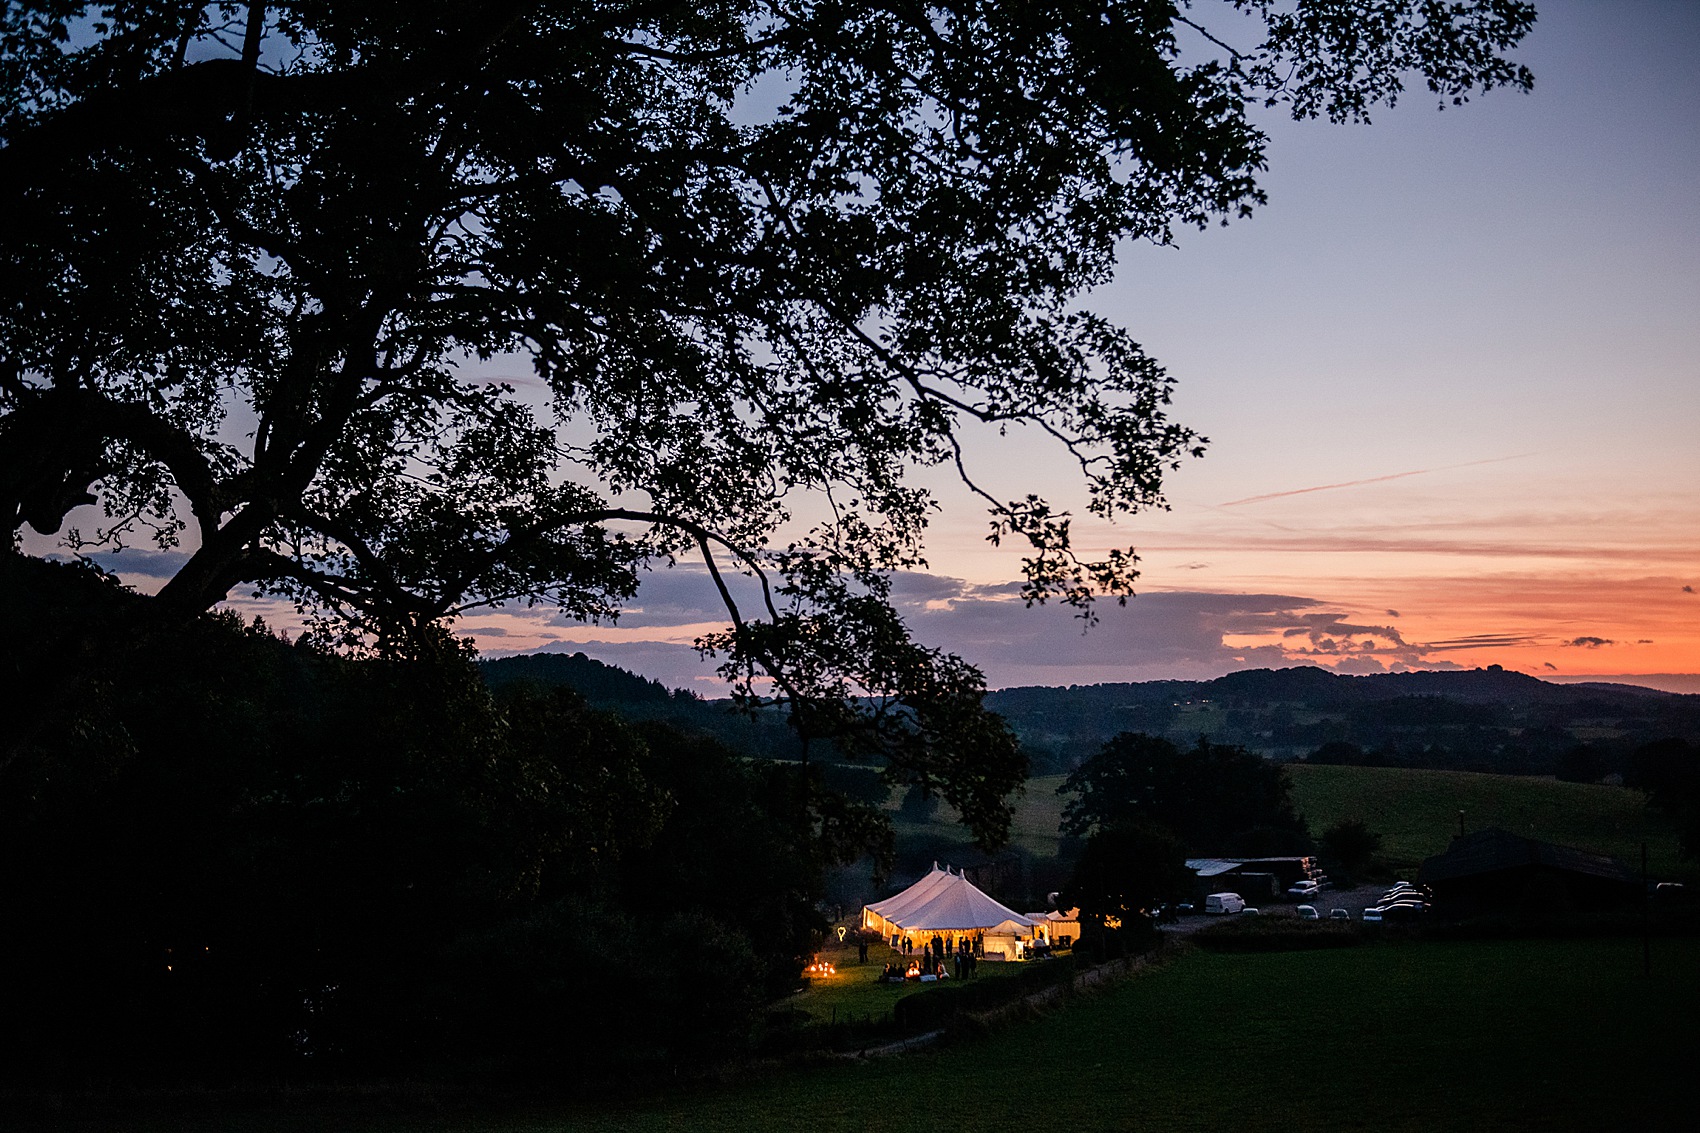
(892, 956), (1078, 1032)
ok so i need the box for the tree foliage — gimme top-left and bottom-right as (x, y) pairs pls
(1318, 817), (1382, 879)
(0, 556), (836, 1077)
(1, 2), (1535, 837)
(1062, 820), (1192, 947)
(1630, 738), (1700, 861)
(1059, 731), (1307, 853)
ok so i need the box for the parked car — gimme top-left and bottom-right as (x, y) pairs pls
(1296, 905), (1320, 920)
(1204, 892), (1246, 915)
(1380, 903), (1426, 921)
(1362, 907), (1384, 922)
(1287, 880), (1322, 899)
(1328, 908), (1351, 921)
(1241, 907), (1261, 916)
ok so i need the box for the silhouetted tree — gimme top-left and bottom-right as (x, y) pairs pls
(898, 782), (942, 822)
(1555, 743), (1610, 784)
(1630, 738), (1700, 860)
(3, 2), (1535, 838)
(1059, 732), (1307, 853)
(1308, 740), (1368, 765)
(1063, 821), (1192, 952)
(1319, 819), (1383, 881)
(0, 557), (843, 1078)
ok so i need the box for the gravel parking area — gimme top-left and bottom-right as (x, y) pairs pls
(1159, 883), (1391, 936)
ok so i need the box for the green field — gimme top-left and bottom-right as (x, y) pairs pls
(170, 937), (1692, 1132)
(518, 938), (1700, 1131)
(908, 765), (1693, 883)
(898, 774), (1072, 860)
(1287, 764), (1694, 880)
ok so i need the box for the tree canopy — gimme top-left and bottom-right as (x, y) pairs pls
(0, 555), (836, 1075)
(1059, 731), (1307, 853)
(1062, 819), (1193, 946)
(1, 2), (1535, 838)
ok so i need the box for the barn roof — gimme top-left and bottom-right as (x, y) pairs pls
(1418, 828), (1638, 885)
(1185, 856), (1310, 877)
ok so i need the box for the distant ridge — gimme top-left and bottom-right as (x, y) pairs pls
(993, 664), (1643, 706)
(477, 650), (806, 760)
(985, 665), (1700, 776)
(480, 650), (691, 706)
(477, 655), (1700, 780)
(1569, 681), (1689, 699)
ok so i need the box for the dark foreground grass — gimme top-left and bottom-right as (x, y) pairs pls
(83, 935), (1694, 1133)
(560, 937), (1696, 1133)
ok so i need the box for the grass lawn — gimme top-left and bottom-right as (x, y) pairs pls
(1288, 764), (1695, 880)
(779, 937), (1032, 1025)
(41, 937), (1699, 1131)
(377, 936), (1699, 1132)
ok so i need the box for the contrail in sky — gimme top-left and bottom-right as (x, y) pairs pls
(1220, 454), (1535, 508)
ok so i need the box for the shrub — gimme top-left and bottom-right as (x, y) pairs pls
(892, 956), (1078, 1031)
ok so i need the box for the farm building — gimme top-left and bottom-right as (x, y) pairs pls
(1417, 828), (1641, 916)
(1185, 856), (1320, 899)
(862, 863), (1043, 959)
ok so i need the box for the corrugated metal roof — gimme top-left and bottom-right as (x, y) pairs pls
(1185, 858), (1249, 877)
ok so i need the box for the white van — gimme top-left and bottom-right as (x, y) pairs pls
(1204, 892), (1246, 915)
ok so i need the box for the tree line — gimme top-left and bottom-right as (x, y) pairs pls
(1, 558), (864, 1081)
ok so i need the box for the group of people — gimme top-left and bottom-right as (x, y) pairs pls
(893, 932), (982, 959)
(878, 933), (981, 982)
(880, 958), (961, 982)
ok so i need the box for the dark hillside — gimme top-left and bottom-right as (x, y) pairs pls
(482, 651), (686, 706)
(478, 652), (808, 760)
(986, 667), (1700, 774)
(475, 654), (1699, 780)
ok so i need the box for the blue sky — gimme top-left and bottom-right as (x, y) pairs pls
(48, 1), (1700, 692)
(455, 2), (1698, 691)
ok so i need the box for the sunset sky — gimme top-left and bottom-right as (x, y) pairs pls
(61, 0), (1700, 694)
(443, 0), (1699, 693)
